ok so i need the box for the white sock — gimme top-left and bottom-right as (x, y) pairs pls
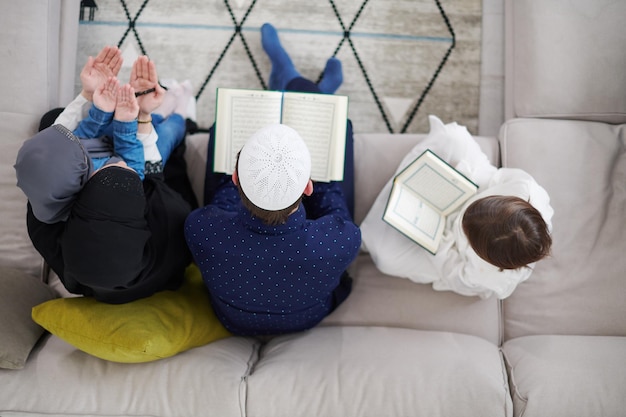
(174, 80), (194, 120)
(153, 80), (180, 117)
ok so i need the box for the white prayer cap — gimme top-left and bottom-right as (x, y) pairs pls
(238, 123), (311, 211)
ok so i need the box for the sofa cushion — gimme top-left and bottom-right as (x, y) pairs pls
(505, 0), (626, 123)
(500, 118), (626, 339)
(31, 264), (231, 363)
(321, 253), (501, 345)
(0, 267), (57, 369)
(246, 326), (512, 417)
(503, 335), (626, 417)
(0, 334), (259, 417)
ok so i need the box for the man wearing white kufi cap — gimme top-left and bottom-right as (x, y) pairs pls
(237, 123), (312, 215)
(184, 24), (361, 337)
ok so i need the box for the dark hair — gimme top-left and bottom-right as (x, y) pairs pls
(237, 186), (302, 226)
(235, 154), (302, 226)
(462, 195), (552, 270)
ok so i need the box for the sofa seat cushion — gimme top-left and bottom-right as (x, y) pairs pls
(500, 118), (626, 339)
(503, 335), (626, 417)
(246, 326), (512, 417)
(0, 334), (260, 417)
(321, 253), (501, 345)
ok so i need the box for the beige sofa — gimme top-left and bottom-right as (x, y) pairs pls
(1, 0), (625, 416)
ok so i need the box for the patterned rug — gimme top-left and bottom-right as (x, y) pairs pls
(76, 0), (482, 134)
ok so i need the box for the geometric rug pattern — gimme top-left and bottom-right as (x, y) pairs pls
(77, 0), (482, 134)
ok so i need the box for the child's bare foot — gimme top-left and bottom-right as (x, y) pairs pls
(114, 84), (139, 122)
(93, 76), (119, 113)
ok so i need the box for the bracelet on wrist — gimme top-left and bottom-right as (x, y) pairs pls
(137, 118), (152, 124)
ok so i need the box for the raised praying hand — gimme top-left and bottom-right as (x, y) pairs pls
(129, 55), (165, 116)
(80, 45), (123, 101)
(114, 84), (140, 123)
(92, 76), (120, 114)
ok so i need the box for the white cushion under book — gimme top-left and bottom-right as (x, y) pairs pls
(382, 149), (478, 254)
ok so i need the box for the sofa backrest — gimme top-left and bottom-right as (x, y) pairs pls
(504, 0), (626, 124)
(0, 0), (79, 275)
(186, 130), (501, 227)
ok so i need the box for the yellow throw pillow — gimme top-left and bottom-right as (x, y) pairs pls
(32, 264), (231, 363)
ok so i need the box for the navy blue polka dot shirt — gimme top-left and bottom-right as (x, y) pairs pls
(184, 178), (361, 336)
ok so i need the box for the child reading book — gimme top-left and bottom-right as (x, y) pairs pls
(360, 115), (553, 299)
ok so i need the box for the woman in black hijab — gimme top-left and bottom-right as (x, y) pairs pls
(21, 48), (194, 303)
(27, 159), (191, 304)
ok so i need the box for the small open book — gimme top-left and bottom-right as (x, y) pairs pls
(213, 87), (348, 182)
(383, 149), (478, 254)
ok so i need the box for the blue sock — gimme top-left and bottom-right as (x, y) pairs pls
(261, 23), (300, 91)
(317, 57), (343, 94)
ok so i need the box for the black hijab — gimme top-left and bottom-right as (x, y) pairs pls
(61, 166), (150, 302)
(60, 166), (191, 304)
